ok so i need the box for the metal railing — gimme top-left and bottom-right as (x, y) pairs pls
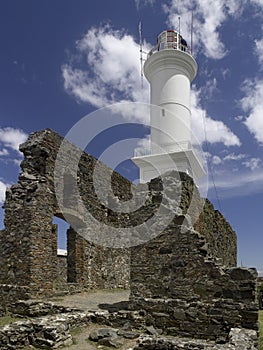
(147, 43), (191, 59)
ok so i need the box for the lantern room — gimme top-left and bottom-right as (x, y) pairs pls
(147, 30), (190, 57)
(158, 30), (188, 51)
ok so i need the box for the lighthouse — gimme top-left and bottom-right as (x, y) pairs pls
(132, 30), (205, 183)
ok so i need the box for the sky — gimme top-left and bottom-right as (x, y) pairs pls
(0, 0), (263, 273)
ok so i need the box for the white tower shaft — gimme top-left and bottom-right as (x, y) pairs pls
(145, 49), (197, 153)
(132, 30), (205, 183)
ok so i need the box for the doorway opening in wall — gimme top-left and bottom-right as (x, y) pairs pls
(52, 215), (81, 285)
(52, 216), (70, 287)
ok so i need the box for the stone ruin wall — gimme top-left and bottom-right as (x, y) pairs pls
(0, 129), (257, 342)
(0, 129), (131, 302)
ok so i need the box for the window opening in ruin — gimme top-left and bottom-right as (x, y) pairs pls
(52, 216), (80, 284)
(53, 216), (69, 252)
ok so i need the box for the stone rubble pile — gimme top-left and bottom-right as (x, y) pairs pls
(0, 300), (259, 350)
(0, 311), (89, 349)
(133, 328), (258, 350)
(0, 301), (144, 349)
(88, 324), (140, 348)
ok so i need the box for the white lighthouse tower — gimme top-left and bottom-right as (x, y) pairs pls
(132, 30), (205, 183)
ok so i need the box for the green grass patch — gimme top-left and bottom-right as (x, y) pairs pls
(70, 326), (86, 345)
(259, 310), (263, 350)
(0, 315), (24, 327)
(70, 326), (84, 337)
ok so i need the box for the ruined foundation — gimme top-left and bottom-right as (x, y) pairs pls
(0, 129), (258, 346)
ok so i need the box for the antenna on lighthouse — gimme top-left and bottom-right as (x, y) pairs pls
(178, 16), (181, 36)
(139, 21), (144, 88)
(190, 11), (194, 54)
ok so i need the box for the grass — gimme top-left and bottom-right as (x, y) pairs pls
(0, 314), (24, 327)
(70, 326), (85, 345)
(259, 310), (263, 350)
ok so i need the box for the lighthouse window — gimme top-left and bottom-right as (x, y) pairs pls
(162, 109), (165, 117)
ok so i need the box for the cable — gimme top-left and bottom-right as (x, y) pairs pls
(201, 112), (223, 214)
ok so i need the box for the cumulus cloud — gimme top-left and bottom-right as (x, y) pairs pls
(134, 0), (155, 9)
(0, 180), (9, 204)
(250, 0), (263, 7)
(203, 152), (263, 197)
(0, 127), (28, 153)
(240, 79), (263, 144)
(191, 88), (241, 146)
(63, 25), (240, 148)
(216, 153), (248, 164)
(242, 157), (261, 171)
(163, 0), (245, 59)
(62, 25), (150, 112)
(214, 168), (263, 193)
(0, 149), (9, 156)
(255, 38), (263, 66)
(134, 135), (150, 156)
(212, 155), (222, 165)
(223, 153), (246, 161)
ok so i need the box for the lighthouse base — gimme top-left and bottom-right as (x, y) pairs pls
(132, 148), (205, 183)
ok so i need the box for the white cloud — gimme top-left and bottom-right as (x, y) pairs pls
(191, 88), (241, 146)
(62, 25), (150, 113)
(0, 127), (28, 153)
(0, 180), (9, 204)
(242, 157), (261, 171)
(223, 153), (246, 161)
(134, 0), (155, 9)
(163, 0), (245, 59)
(213, 168), (263, 193)
(241, 79), (263, 144)
(63, 25), (240, 147)
(234, 115), (244, 122)
(255, 38), (263, 66)
(0, 148), (9, 156)
(250, 0), (263, 6)
(203, 77), (218, 98)
(134, 135), (150, 156)
(212, 155), (222, 165)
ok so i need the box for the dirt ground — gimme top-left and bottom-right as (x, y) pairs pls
(64, 323), (137, 350)
(52, 289), (135, 350)
(50, 289), (130, 311)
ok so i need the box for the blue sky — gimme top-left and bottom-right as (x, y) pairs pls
(0, 0), (263, 273)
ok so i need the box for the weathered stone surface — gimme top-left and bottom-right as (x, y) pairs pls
(0, 302), (258, 349)
(97, 336), (123, 348)
(129, 174), (258, 341)
(0, 129), (131, 301)
(0, 128), (256, 346)
(0, 285), (30, 316)
(8, 299), (81, 317)
(132, 328), (258, 350)
(117, 329), (140, 339)
(89, 327), (118, 341)
(0, 129), (237, 305)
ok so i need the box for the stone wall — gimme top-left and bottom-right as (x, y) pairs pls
(0, 285), (30, 316)
(0, 128), (257, 343)
(129, 174), (257, 341)
(57, 255), (67, 287)
(0, 129), (243, 322)
(195, 199), (237, 267)
(0, 129), (130, 299)
(172, 173), (237, 267)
